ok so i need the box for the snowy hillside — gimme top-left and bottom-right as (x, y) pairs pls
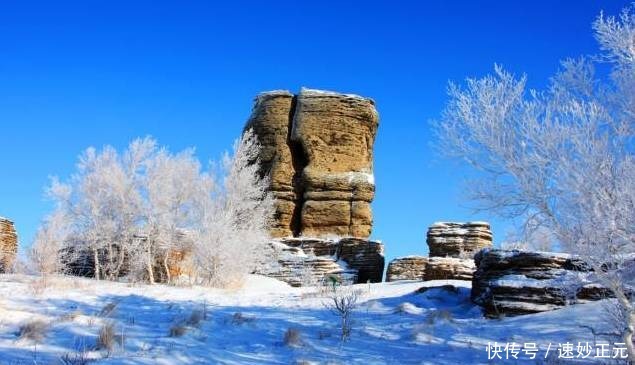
(0, 274), (612, 364)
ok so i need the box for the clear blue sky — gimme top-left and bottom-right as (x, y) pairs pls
(0, 1), (629, 263)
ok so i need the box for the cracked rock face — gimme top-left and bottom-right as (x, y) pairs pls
(0, 217), (17, 272)
(245, 88), (378, 239)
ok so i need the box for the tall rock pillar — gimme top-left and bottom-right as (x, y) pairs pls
(245, 88), (378, 240)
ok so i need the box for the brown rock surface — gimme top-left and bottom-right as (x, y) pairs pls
(386, 256), (428, 282)
(244, 91), (299, 238)
(293, 89), (377, 238)
(0, 217), (17, 272)
(245, 88), (378, 239)
(427, 222), (493, 258)
(471, 249), (610, 317)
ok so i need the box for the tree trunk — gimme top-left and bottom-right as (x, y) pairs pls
(113, 244), (126, 278)
(612, 284), (635, 363)
(93, 248), (100, 280)
(147, 261), (155, 284)
(163, 253), (171, 284)
(623, 308), (635, 363)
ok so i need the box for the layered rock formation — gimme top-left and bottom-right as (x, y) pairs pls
(256, 237), (384, 287)
(427, 222), (493, 258)
(386, 256), (428, 281)
(246, 88), (384, 285)
(0, 217), (17, 272)
(471, 249), (610, 317)
(338, 238), (385, 283)
(245, 88), (378, 239)
(387, 222), (492, 282)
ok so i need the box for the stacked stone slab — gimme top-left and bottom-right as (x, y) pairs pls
(385, 256), (428, 281)
(471, 249), (611, 317)
(423, 222), (492, 281)
(0, 217), (17, 272)
(427, 222), (493, 258)
(386, 221), (493, 282)
(255, 238), (383, 287)
(246, 88), (384, 285)
(425, 257), (475, 281)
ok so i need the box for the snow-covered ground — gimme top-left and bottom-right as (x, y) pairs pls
(0, 274), (610, 364)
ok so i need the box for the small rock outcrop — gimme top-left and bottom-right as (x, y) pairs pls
(424, 257), (475, 281)
(386, 256), (428, 281)
(338, 238), (385, 283)
(427, 222), (493, 258)
(245, 88), (378, 239)
(387, 222), (492, 282)
(0, 217), (17, 272)
(256, 237), (384, 287)
(471, 249), (610, 317)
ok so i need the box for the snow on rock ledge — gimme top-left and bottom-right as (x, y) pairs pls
(471, 249), (610, 317)
(255, 237), (384, 287)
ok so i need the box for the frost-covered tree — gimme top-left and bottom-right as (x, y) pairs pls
(29, 209), (71, 275)
(191, 130), (274, 287)
(138, 144), (212, 284)
(435, 5), (634, 358)
(46, 144), (144, 280)
(34, 129), (272, 288)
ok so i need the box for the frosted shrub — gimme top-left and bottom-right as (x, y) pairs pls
(324, 285), (360, 343)
(283, 327), (303, 347)
(18, 319), (49, 342)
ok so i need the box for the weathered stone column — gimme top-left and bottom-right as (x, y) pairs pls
(0, 217), (18, 272)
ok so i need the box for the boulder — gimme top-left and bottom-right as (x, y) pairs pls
(386, 256), (428, 282)
(245, 88), (378, 239)
(471, 249), (610, 317)
(427, 222), (493, 258)
(0, 217), (17, 272)
(424, 257), (475, 281)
